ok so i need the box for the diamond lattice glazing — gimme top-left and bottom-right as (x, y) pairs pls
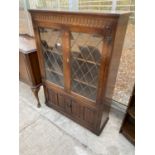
(71, 32), (103, 101)
(39, 28), (64, 87)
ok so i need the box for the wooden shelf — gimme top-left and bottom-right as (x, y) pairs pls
(121, 120), (135, 144)
(75, 57), (100, 66)
(46, 68), (97, 89)
(46, 68), (63, 77)
(74, 78), (97, 89)
(47, 48), (62, 56)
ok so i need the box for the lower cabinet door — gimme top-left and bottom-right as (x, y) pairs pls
(58, 94), (66, 110)
(46, 88), (97, 128)
(84, 107), (97, 126)
(71, 101), (83, 119)
(64, 97), (72, 114)
(57, 93), (72, 114)
(57, 93), (83, 118)
(48, 89), (58, 106)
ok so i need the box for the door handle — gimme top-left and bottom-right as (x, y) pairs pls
(67, 58), (69, 63)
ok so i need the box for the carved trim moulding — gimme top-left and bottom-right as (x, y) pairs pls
(31, 13), (115, 29)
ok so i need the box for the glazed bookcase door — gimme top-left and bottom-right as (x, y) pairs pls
(70, 32), (103, 101)
(39, 28), (64, 88)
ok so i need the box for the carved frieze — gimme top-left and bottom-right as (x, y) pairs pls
(31, 13), (115, 29)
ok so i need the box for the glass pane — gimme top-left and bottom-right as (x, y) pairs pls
(39, 28), (64, 87)
(71, 32), (103, 101)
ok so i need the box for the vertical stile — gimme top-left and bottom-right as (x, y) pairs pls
(62, 30), (71, 93)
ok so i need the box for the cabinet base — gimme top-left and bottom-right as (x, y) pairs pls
(45, 101), (109, 136)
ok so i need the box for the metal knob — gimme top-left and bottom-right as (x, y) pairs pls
(67, 58), (69, 63)
(67, 103), (72, 108)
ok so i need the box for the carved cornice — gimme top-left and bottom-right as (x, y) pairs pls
(31, 13), (114, 29)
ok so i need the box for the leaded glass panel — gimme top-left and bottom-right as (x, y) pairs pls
(71, 32), (103, 101)
(39, 28), (64, 87)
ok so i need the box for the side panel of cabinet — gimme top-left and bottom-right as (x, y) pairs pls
(104, 15), (129, 101)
